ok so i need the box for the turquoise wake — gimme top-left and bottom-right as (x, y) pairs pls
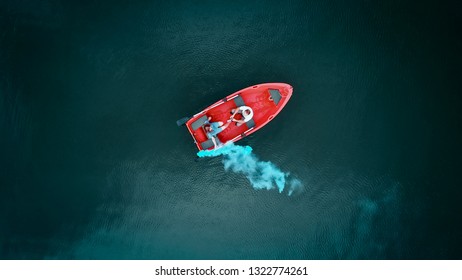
(197, 143), (302, 195)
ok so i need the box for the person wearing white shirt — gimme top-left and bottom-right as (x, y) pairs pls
(228, 106), (254, 126)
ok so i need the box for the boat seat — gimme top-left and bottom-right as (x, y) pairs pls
(191, 115), (209, 131)
(246, 118), (255, 129)
(201, 139), (215, 150)
(269, 89), (282, 105)
(233, 95), (245, 107)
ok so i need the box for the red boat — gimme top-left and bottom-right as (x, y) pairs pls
(177, 83), (293, 150)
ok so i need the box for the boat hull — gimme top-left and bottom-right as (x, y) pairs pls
(184, 83), (293, 150)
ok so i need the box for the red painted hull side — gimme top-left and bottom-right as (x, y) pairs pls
(185, 83), (293, 150)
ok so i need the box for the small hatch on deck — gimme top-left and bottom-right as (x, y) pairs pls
(269, 89), (282, 105)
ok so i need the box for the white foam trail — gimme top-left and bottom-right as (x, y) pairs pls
(197, 143), (302, 195)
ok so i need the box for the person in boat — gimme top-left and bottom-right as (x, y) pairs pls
(204, 117), (230, 149)
(229, 106), (254, 126)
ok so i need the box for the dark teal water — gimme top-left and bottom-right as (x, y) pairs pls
(1, 0), (461, 259)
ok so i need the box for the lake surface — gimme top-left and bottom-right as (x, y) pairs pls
(1, 0), (461, 259)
